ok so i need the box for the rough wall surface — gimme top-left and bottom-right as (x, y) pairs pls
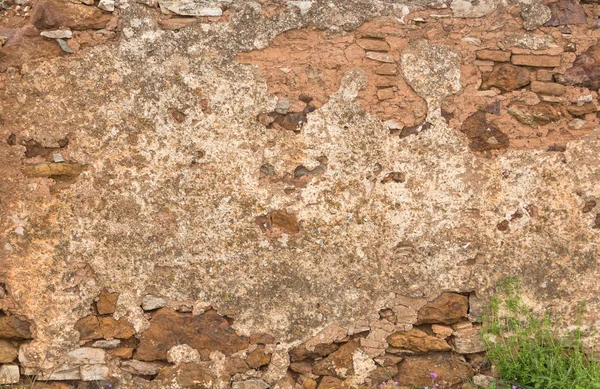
(1, 0), (600, 387)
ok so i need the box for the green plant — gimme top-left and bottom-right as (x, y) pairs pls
(482, 277), (600, 389)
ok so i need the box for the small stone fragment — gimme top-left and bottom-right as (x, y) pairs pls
(246, 344), (271, 368)
(475, 49), (511, 62)
(75, 316), (102, 340)
(365, 52), (394, 63)
(108, 347), (134, 359)
(97, 0), (114, 11)
(481, 64), (530, 92)
(157, 362), (215, 387)
(530, 81), (565, 96)
(0, 340), (18, 362)
(166, 344), (201, 364)
(394, 354), (473, 386)
(507, 102), (561, 126)
(388, 329), (452, 352)
(275, 98), (292, 114)
(431, 324), (453, 338)
(81, 364), (109, 381)
(0, 35), (7, 46)
(568, 119), (586, 130)
(41, 29), (72, 39)
(121, 359), (164, 375)
(312, 339), (359, 378)
(0, 364), (19, 384)
(521, 3), (552, 30)
(381, 172), (406, 183)
(317, 377), (344, 389)
(583, 200), (597, 213)
(377, 87), (395, 100)
(255, 210), (299, 236)
(97, 291), (118, 315)
(375, 63), (397, 75)
(544, 0), (587, 26)
(356, 38), (390, 52)
(56, 38), (74, 54)
(417, 292), (468, 324)
(497, 220), (509, 231)
(453, 326), (486, 354)
(141, 295), (167, 311)
(232, 380), (270, 389)
(511, 54), (561, 68)
(158, 0), (222, 16)
(460, 111), (509, 151)
(99, 317), (136, 339)
(473, 375), (495, 388)
(68, 347), (106, 365)
(0, 315), (33, 339)
(567, 103), (597, 116)
(557, 42), (600, 89)
(159, 18), (196, 30)
(92, 339), (121, 349)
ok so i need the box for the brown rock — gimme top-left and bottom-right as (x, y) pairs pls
(318, 376), (346, 389)
(431, 324), (453, 338)
(530, 81), (565, 96)
(460, 112), (509, 152)
(375, 63), (397, 75)
(567, 103), (597, 116)
(121, 359), (164, 375)
(304, 378), (318, 389)
(108, 347), (134, 359)
(481, 64), (530, 92)
(377, 88), (395, 101)
(497, 220), (509, 231)
(75, 315), (102, 340)
(30, 0), (112, 30)
(417, 292), (468, 325)
(452, 327), (486, 354)
(0, 35), (62, 72)
(511, 55), (561, 68)
(388, 329), (452, 352)
(99, 317), (136, 339)
(394, 354), (474, 387)
(159, 18), (197, 30)
(21, 162), (84, 179)
(249, 333), (275, 344)
(475, 50), (511, 62)
(0, 315), (33, 339)
(594, 213), (600, 229)
(156, 362), (214, 388)
(223, 357), (249, 376)
(97, 291), (118, 315)
(381, 172), (406, 184)
(544, 0), (587, 26)
(365, 52), (394, 63)
(289, 342), (339, 362)
(0, 340), (18, 362)
(507, 102), (561, 126)
(356, 38), (390, 52)
(135, 308), (248, 361)
(255, 210), (300, 236)
(246, 345), (271, 368)
(289, 361), (313, 374)
(557, 43), (600, 89)
(583, 200), (597, 213)
(312, 339), (359, 378)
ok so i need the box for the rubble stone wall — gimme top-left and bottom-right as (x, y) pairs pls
(1, 0), (600, 387)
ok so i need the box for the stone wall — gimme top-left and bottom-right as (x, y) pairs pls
(1, 0), (600, 387)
